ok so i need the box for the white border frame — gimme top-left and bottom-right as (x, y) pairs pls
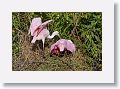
(0, 0), (114, 83)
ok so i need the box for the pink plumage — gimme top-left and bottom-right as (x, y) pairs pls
(29, 17), (52, 37)
(50, 39), (76, 54)
(29, 18), (42, 36)
(29, 18), (52, 43)
(28, 18), (59, 49)
(31, 29), (49, 43)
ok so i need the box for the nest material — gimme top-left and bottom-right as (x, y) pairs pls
(12, 33), (98, 71)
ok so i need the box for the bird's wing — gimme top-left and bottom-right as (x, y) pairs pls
(56, 39), (66, 44)
(67, 40), (73, 43)
(42, 20), (52, 26)
(29, 18), (42, 36)
(42, 29), (50, 38)
(66, 40), (76, 53)
(50, 43), (57, 52)
(56, 39), (67, 51)
(36, 29), (49, 40)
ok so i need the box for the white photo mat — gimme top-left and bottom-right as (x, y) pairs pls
(0, 0), (114, 83)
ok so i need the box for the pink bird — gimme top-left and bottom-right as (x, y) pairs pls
(50, 39), (76, 55)
(29, 17), (60, 49)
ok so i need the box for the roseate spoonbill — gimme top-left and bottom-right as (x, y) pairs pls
(29, 17), (60, 49)
(50, 39), (76, 56)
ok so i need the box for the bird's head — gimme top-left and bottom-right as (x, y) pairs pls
(52, 31), (60, 38)
(51, 45), (60, 56)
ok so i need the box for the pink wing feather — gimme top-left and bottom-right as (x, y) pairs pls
(29, 18), (42, 36)
(41, 20), (53, 26)
(66, 40), (76, 53)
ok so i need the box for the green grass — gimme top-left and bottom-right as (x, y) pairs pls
(12, 12), (102, 71)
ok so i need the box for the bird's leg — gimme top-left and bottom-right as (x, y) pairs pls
(37, 43), (41, 54)
(42, 38), (45, 60)
(42, 38), (45, 51)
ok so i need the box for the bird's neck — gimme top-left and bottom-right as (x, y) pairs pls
(47, 33), (56, 39)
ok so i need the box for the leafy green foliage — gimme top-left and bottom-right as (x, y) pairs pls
(12, 12), (102, 71)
